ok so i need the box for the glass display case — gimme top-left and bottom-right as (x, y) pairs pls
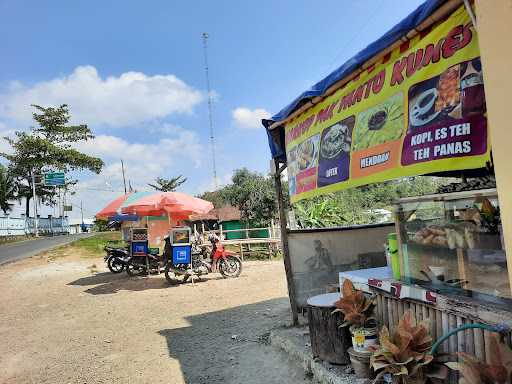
(394, 188), (510, 305)
(170, 226), (192, 246)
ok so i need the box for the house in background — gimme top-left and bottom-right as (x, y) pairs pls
(68, 218), (94, 234)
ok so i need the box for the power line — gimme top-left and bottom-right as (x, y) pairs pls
(316, 0), (385, 78)
(202, 32), (218, 190)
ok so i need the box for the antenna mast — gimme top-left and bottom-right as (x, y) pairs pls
(202, 32), (218, 190)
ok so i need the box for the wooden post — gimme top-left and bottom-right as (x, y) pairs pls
(239, 242), (244, 261)
(274, 158), (299, 326)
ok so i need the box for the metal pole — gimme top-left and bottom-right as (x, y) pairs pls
(31, 169), (39, 237)
(202, 32), (218, 190)
(121, 159), (127, 194)
(80, 200), (84, 232)
(273, 159), (298, 325)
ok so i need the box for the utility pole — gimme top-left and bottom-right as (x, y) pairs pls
(202, 32), (218, 190)
(80, 200), (84, 226)
(121, 159), (127, 194)
(31, 169), (39, 237)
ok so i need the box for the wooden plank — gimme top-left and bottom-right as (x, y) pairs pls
(392, 299), (399, 328)
(466, 319), (475, 355)
(376, 295), (384, 325)
(383, 297), (389, 330)
(387, 297), (394, 332)
(441, 312), (450, 354)
(436, 309), (443, 347)
(457, 316), (465, 353)
(418, 304), (424, 322)
(449, 314), (457, 353)
(474, 327), (485, 361)
(274, 162), (298, 325)
(428, 307), (436, 339)
(410, 302), (416, 325)
(397, 301), (404, 321)
(422, 305), (428, 323)
(484, 330), (493, 364)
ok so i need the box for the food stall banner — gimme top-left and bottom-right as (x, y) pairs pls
(286, 6), (489, 203)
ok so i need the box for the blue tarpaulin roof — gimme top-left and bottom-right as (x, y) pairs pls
(266, 0), (446, 160)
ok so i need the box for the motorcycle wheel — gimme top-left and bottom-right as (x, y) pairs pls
(164, 264), (181, 285)
(107, 257), (125, 273)
(126, 261), (147, 277)
(219, 256), (242, 278)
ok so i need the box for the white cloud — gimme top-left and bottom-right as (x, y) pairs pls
(66, 125), (205, 219)
(78, 126), (203, 171)
(0, 122), (15, 157)
(0, 65), (203, 127)
(232, 107), (270, 129)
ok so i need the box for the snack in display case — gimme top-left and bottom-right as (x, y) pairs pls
(394, 188), (510, 303)
(170, 227), (191, 246)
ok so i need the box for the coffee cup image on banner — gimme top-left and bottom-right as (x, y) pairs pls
(407, 62), (475, 133)
(317, 115), (354, 188)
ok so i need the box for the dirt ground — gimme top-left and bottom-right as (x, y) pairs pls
(0, 253), (312, 384)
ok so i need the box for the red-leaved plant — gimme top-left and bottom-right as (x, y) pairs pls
(446, 334), (512, 384)
(370, 311), (434, 384)
(332, 279), (375, 328)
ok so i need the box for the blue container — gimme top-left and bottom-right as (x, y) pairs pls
(131, 241), (148, 256)
(172, 245), (191, 264)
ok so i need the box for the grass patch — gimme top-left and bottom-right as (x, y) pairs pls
(70, 231), (124, 257)
(41, 231), (124, 261)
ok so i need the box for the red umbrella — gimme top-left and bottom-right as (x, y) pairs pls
(95, 193), (132, 219)
(120, 192), (213, 220)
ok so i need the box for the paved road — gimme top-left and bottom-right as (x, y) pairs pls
(0, 233), (94, 266)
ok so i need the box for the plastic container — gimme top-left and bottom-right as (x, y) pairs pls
(348, 347), (372, 379)
(387, 233), (401, 280)
(349, 324), (378, 352)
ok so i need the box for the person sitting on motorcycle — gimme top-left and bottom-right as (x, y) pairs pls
(204, 233), (219, 262)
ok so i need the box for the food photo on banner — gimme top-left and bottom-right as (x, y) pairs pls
(284, 5), (489, 203)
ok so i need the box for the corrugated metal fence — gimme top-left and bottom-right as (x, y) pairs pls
(0, 216), (70, 237)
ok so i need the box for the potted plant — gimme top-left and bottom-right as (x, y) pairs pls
(333, 279), (377, 352)
(446, 334), (512, 384)
(370, 311), (435, 384)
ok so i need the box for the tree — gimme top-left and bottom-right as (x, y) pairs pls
(0, 164), (16, 214)
(197, 190), (228, 208)
(222, 168), (279, 227)
(1, 104), (104, 216)
(148, 175), (187, 192)
(294, 177), (444, 228)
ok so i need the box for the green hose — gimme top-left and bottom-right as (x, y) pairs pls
(430, 323), (507, 355)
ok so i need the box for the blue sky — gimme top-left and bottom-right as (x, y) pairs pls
(0, 0), (425, 219)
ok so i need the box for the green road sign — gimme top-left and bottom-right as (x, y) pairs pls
(64, 205), (73, 211)
(44, 172), (65, 186)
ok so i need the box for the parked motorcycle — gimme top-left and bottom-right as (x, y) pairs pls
(125, 248), (161, 276)
(104, 244), (130, 273)
(164, 234), (242, 284)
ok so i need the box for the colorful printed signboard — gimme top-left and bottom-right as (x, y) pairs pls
(285, 6), (489, 202)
